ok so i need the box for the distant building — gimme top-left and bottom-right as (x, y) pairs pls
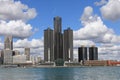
(30, 56), (36, 64)
(4, 35), (13, 50)
(25, 48), (30, 61)
(13, 50), (20, 56)
(54, 16), (63, 60)
(0, 50), (3, 64)
(3, 49), (13, 64)
(36, 56), (42, 63)
(0, 50), (4, 64)
(63, 28), (73, 62)
(44, 28), (54, 62)
(0, 51), (2, 57)
(78, 46), (87, 62)
(13, 54), (27, 64)
(89, 46), (98, 60)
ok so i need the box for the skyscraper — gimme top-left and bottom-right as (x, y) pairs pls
(54, 16), (63, 60)
(25, 48), (30, 61)
(3, 49), (13, 64)
(3, 35), (13, 64)
(63, 28), (73, 62)
(54, 16), (62, 33)
(78, 46), (87, 62)
(44, 28), (54, 62)
(89, 46), (98, 60)
(44, 16), (73, 63)
(4, 35), (13, 50)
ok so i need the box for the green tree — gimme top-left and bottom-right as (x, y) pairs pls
(55, 58), (64, 66)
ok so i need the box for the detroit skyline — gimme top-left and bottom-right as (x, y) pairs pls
(0, 0), (120, 60)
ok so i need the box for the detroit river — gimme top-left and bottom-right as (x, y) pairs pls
(0, 66), (120, 80)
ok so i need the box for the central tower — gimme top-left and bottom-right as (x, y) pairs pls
(54, 16), (62, 33)
(54, 16), (63, 60)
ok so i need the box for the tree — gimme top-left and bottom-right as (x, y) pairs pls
(55, 58), (64, 66)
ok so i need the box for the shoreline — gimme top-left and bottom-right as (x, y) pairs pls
(0, 64), (119, 68)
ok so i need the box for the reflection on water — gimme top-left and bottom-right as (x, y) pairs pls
(0, 67), (120, 80)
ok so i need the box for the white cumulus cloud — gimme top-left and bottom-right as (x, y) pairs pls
(13, 39), (44, 57)
(0, 20), (33, 38)
(0, 0), (37, 21)
(98, 45), (120, 60)
(74, 6), (120, 44)
(94, 0), (108, 6)
(73, 40), (95, 48)
(73, 6), (120, 60)
(100, 0), (120, 21)
(14, 39), (43, 48)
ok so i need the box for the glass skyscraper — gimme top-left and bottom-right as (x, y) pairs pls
(44, 16), (73, 62)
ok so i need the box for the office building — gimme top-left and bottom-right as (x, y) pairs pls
(54, 16), (62, 33)
(13, 54), (27, 64)
(25, 48), (30, 61)
(35, 56), (41, 63)
(0, 50), (4, 64)
(44, 16), (73, 63)
(13, 50), (20, 56)
(3, 49), (13, 64)
(63, 28), (73, 62)
(4, 35), (13, 50)
(54, 16), (63, 60)
(44, 28), (54, 62)
(78, 46), (87, 62)
(0, 51), (3, 64)
(89, 46), (98, 60)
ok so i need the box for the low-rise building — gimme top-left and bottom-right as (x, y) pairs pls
(13, 54), (27, 64)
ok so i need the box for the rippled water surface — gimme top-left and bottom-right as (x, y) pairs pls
(0, 66), (120, 80)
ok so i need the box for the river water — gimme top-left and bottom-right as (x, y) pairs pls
(0, 66), (120, 80)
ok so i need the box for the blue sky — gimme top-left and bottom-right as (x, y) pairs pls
(1, 0), (120, 60)
(19, 0), (120, 39)
(20, 0), (102, 38)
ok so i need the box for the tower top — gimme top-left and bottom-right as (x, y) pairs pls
(54, 16), (61, 19)
(54, 16), (62, 33)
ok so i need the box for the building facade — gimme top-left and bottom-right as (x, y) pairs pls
(54, 16), (63, 60)
(44, 16), (73, 62)
(4, 35), (13, 50)
(63, 28), (73, 62)
(44, 28), (54, 62)
(89, 46), (98, 60)
(3, 50), (13, 64)
(13, 50), (20, 56)
(13, 54), (27, 64)
(78, 46), (87, 62)
(25, 48), (30, 61)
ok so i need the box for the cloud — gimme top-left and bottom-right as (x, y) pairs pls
(100, 0), (120, 21)
(80, 6), (97, 25)
(98, 45), (120, 60)
(14, 39), (43, 48)
(0, 0), (41, 57)
(0, 0), (12, 1)
(0, 38), (3, 50)
(94, 0), (108, 6)
(0, 20), (34, 38)
(0, 0), (37, 38)
(13, 39), (44, 57)
(74, 6), (120, 44)
(0, 0), (37, 21)
(73, 6), (120, 60)
(73, 40), (95, 48)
